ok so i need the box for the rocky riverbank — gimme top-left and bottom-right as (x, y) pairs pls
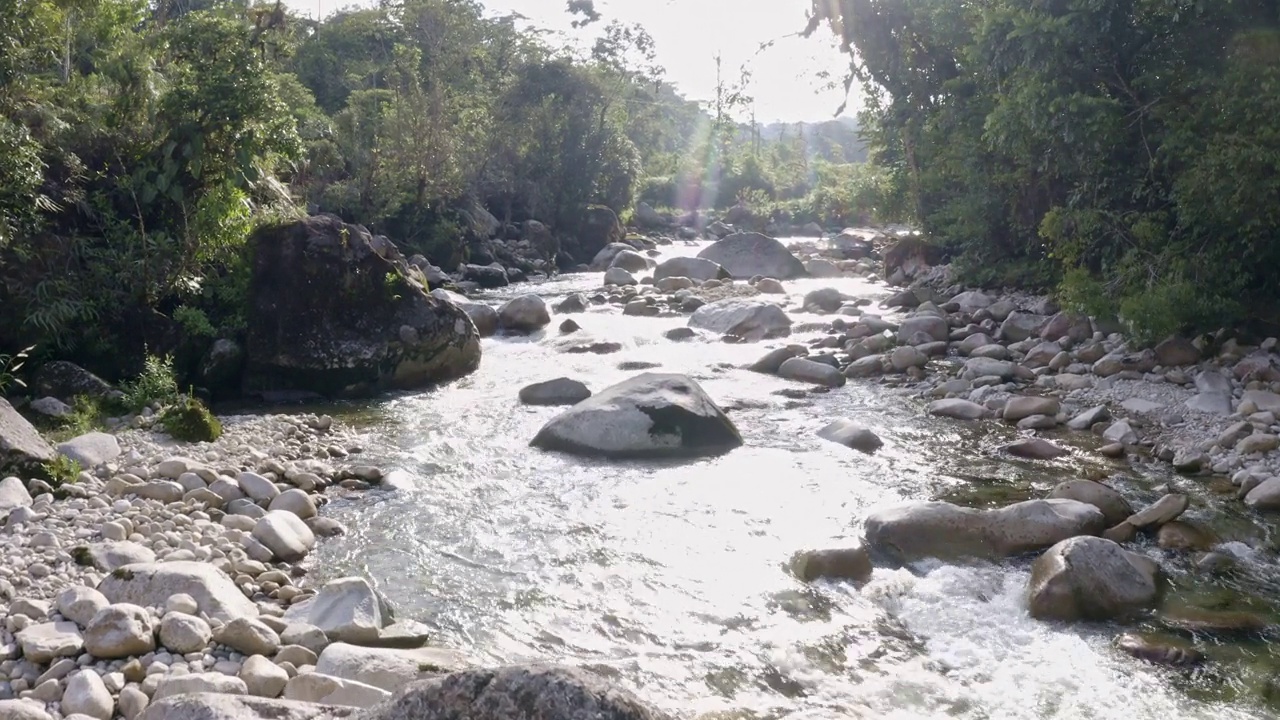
(3, 224), (1280, 718)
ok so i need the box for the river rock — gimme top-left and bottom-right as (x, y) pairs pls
(63, 670), (113, 720)
(56, 586), (108, 629)
(1243, 478), (1280, 510)
(1154, 337), (1201, 366)
(530, 373), (741, 459)
(282, 673), (388, 707)
(1066, 405), (1109, 431)
(589, 243), (634, 271)
(1156, 521), (1214, 551)
(962, 357), (1015, 380)
(1102, 420), (1139, 445)
(214, 617), (281, 656)
(283, 577), (392, 644)
(16, 621), (84, 663)
(159, 613), (213, 654)
(652, 257), (727, 282)
(1039, 312), (1092, 343)
(252, 511), (316, 562)
(778, 358), (845, 387)
(688, 299), (791, 341)
(154, 673), (249, 701)
(1003, 396), (1060, 422)
(949, 291), (994, 313)
(34, 360), (114, 400)
(497, 295), (550, 333)
(519, 378), (592, 406)
(574, 209), (624, 261)
(140, 693), (357, 720)
(240, 654), (290, 698)
(888, 346), (927, 371)
(1027, 537), (1160, 621)
(1237, 433), (1280, 455)
(789, 547), (873, 583)
(0, 398), (55, 472)
(56, 432), (121, 469)
(1116, 634), (1204, 667)
(459, 263), (509, 288)
(243, 215), (480, 398)
(749, 346), (806, 374)
(608, 250), (650, 273)
(429, 289), (498, 338)
(896, 315), (948, 344)
(802, 288), (845, 313)
(1127, 494), (1189, 529)
(697, 232), (806, 279)
(1047, 480), (1133, 527)
(0, 700), (53, 720)
(98, 561), (258, 623)
(369, 665), (666, 720)
(315, 643), (468, 692)
(603, 267), (637, 286)
(863, 499), (1105, 562)
(998, 312), (1048, 342)
(0, 475), (33, 514)
(816, 420), (882, 453)
(926, 399), (989, 420)
(83, 541), (155, 572)
(84, 603), (155, 658)
(1001, 437), (1069, 460)
(270, 489), (318, 519)
(1241, 389), (1280, 413)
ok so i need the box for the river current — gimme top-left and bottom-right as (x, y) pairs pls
(302, 240), (1272, 720)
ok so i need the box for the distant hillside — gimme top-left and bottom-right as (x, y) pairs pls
(756, 118), (868, 164)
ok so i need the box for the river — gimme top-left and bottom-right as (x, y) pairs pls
(302, 239), (1274, 720)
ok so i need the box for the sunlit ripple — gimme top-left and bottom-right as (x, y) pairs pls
(308, 239), (1272, 720)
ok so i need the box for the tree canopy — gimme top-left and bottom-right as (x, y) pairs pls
(809, 0), (1280, 342)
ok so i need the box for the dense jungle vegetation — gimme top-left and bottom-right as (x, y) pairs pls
(809, 0), (1280, 344)
(0, 0), (879, 378)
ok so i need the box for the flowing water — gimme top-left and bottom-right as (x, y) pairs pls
(297, 240), (1279, 719)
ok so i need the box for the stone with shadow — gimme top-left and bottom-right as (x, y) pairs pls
(530, 373), (741, 459)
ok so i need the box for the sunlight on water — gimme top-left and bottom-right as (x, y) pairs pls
(309, 239), (1273, 719)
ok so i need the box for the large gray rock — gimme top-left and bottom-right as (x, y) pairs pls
(530, 373), (741, 460)
(0, 398), (55, 472)
(926, 399), (989, 420)
(588, 244), (635, 272)
(252, 511), (317, 562)
(497, 295), (551, 333)
(15, 621), (84, 663)
(896, 315), (948, 344)
(315, 643), (468, 692)
(697, 232), (806, 279)
(864, 499), (1106, 562)
(1047, 480), (1133, 527)
(139, 693), (357, 720)
(652, 257), (728, 282)
(285, 674), (390, 707)
(82, 541), (156, 572)
(367, 665), (668, 720)
(1027, 537), (1160, 621)
(153, 674), (248, 701)
(688, 299), (791, 341)
(777, 358), (845, 387)
(282, 577), (392, 644)
(816, 420), (882, 454)
(56, 432), (121, 469)
(998, 312), (1048, 342)
(63, 670), (113, 720)
(244, 215), (480, 398)
(97, 562), (257, 623)
(0, 699), (54, 720)
(607, 250), (651, 273)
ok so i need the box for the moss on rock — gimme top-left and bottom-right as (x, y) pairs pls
(161, 398), (223, 442)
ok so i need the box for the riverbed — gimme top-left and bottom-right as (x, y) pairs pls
(305, 240), (1274, 720)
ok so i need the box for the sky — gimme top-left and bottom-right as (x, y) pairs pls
(285, 0), (860, 124)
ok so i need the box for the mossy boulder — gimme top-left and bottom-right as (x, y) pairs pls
(161, 398), (222, 442)
(243, 215), (481, 398)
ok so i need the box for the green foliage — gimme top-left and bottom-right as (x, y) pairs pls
(122, 354), (179, 412)
(809, 0), (1280, 338)
(159, 396), (222, 442)
(41, 455), (82, 487)
(0, 344), (34, 395)
(51, 395), (109, 440)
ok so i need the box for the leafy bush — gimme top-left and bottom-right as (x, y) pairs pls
(122, 354), (180, 412)
(160, 396), (222, 442)
(41, 455), (82, 487)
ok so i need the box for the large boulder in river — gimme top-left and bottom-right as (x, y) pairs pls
(688, 299), (791, 341)
(589, 243), (634, 271)
(0, 399), (55, 472)
(652, 257), (728, 282)
(244, 215), (480, 399)
(863, 499), (1105, 562)
(1027, 537), (1160, 621)
(571, 205), (624, 263)
(429, 289), (497, 337)
(530, 373), (741, 459)
(370, 665), (668, 720)
(697, 233), (806, 279)
(497, 295), (551, 333)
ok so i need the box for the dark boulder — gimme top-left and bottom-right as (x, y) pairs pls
(697, 233), (806, 280)
(460, 263), (510, 289)
(243, 215), (481, 399)
(33, 361), (115, 401)
(571, 206), (624, 263)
